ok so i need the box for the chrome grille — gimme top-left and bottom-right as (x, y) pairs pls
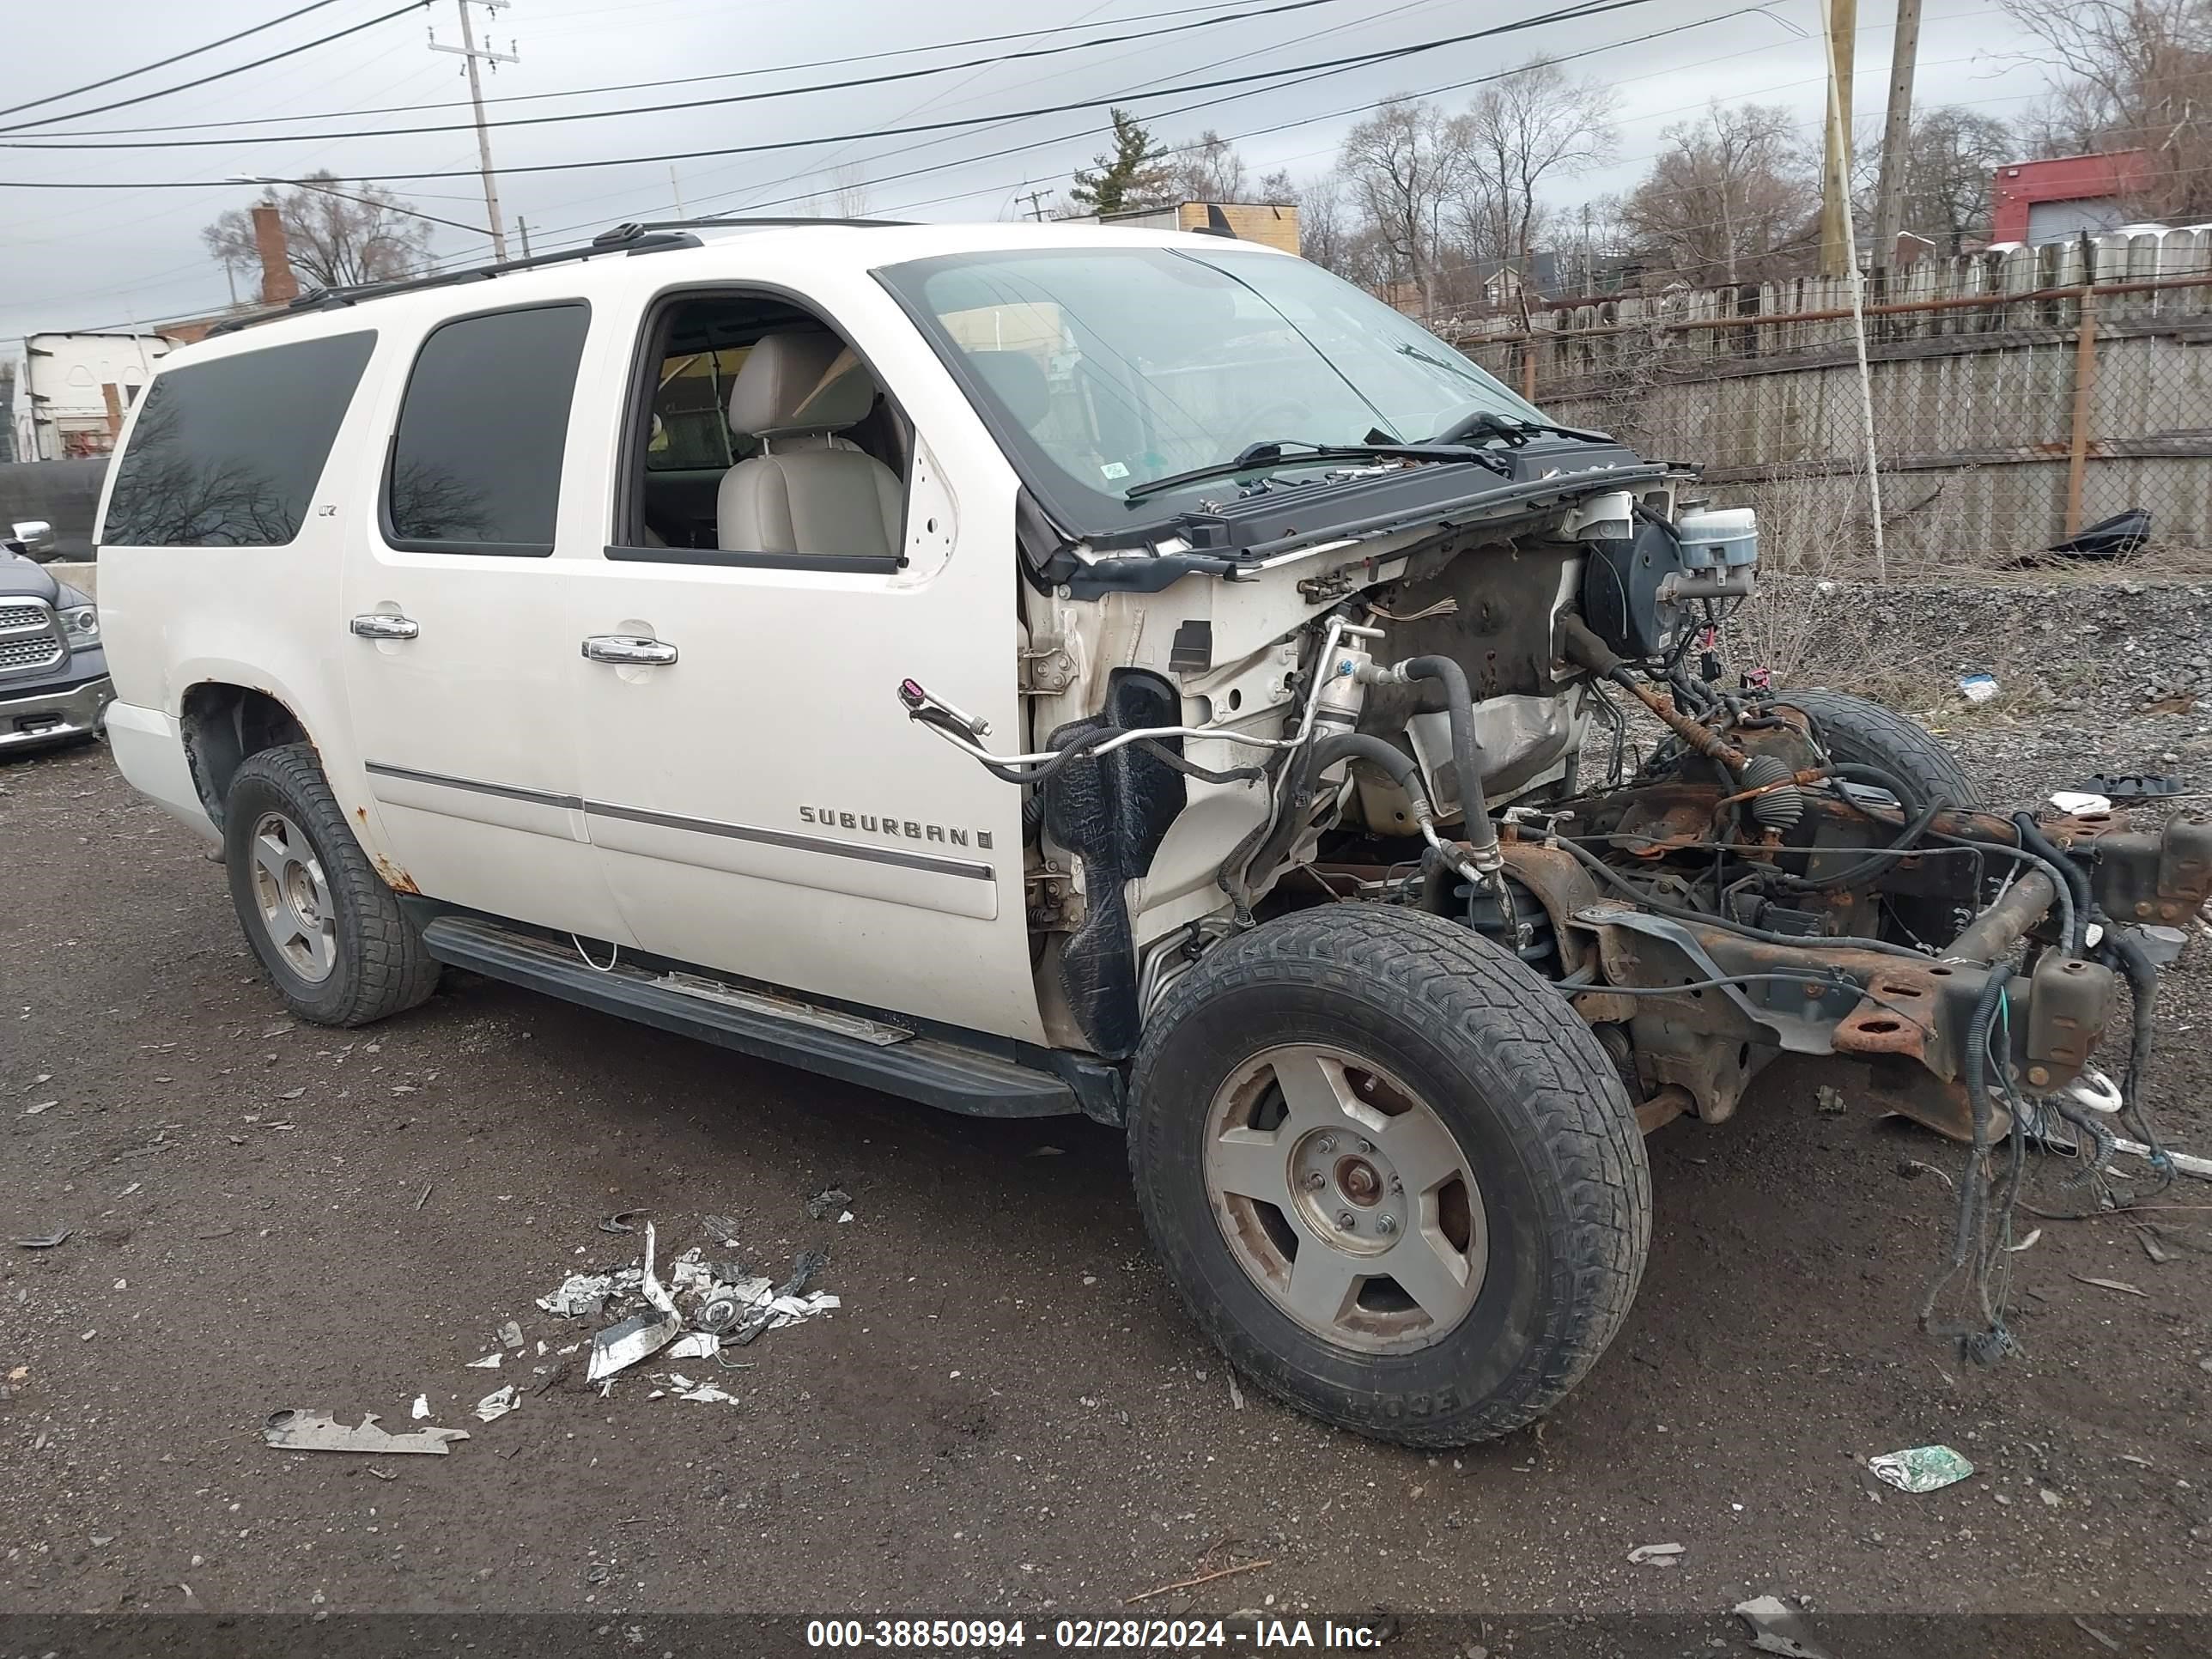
(0, 597), (64, 679)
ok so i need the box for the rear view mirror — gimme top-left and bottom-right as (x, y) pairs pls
(9, 520), (55, 552)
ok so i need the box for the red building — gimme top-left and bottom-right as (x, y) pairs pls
(1990, 151), (2151, 245)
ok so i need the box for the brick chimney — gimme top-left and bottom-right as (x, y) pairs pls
(251, 203), (299, 305)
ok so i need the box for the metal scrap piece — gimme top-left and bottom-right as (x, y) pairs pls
(586, 1310), (682, 1382)
(264, 1410), (468, 1455)
(639, 1220), (677, 1316)
(599, 1209), (647, 1234)
(475, 1385), (519, 1423)
(536, 1272), (615, 1319)
(1733, 1596), (1832, 1659)
(730, 1249), (829, 1347)
(13, 1231), (70, 1249)
(805, 1188), (851, 1221)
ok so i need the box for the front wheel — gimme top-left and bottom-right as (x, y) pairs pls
(1127, 905), (1650, 1447)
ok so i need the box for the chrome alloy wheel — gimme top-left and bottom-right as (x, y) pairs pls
(246, 811), (337, 984)
(1202, 1044), (1486, 1352)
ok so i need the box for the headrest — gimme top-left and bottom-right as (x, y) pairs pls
(967, 349), (1050, 428)
(726, 331), (878, 436)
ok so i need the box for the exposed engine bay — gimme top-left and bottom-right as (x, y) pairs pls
(900, 452), (2212, 1345)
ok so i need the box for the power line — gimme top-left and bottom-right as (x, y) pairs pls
(0, 2), (430, 137)
(2, 0), (1379, 150)
(21, 0), (1320, 138)
(0, 0), (1663, 186)
(0, 0), (359, 122)
(450, 0), (1759, 260)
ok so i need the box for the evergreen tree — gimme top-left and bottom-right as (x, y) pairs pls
(1068, 109), (1173, 215)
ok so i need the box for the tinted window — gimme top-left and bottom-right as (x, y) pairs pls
(386, 303), (589, 553)
(101, 331), (375, 547)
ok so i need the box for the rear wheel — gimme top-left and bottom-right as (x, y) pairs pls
(223, 744), (440, 1027)
(1127, 904), (1650, 1447)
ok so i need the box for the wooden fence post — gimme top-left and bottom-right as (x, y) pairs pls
(2063, 288), (2100, 538)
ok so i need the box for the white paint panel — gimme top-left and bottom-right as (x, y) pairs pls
(587, 813), (998, 921)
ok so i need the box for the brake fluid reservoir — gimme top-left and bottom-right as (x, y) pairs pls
(1674, 506), (1759, 570)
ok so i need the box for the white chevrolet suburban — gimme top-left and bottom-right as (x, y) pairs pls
(98, 219), (2198, 1445)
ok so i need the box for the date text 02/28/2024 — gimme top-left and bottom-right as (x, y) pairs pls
(804, 1619), (1388, 1650)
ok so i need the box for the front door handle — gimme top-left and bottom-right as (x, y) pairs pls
(349, 612), (419, 641)
(581, 634), (678, 666)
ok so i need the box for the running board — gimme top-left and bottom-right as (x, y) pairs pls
(419, 915), (1082, 1119)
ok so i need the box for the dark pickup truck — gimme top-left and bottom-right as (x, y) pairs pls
(1, 521), (110, 752)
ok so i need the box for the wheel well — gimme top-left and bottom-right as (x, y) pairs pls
(179, 683), (308, 830)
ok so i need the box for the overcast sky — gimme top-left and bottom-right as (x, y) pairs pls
(2, 0), (2056, 343)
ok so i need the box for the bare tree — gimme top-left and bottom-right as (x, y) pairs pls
(2002, 0), (2212, 222)
(1291, 173), (1390, 285)
(1619, 102), (1818, 285)
(1447, 58), (1619, 283)
(830, 165), (873, 218)
(1337, 98), (1463, 313)
(1170, 130), (1249, 201)
(1860, 106), (2014, 255)
(201, 172), (436, 290)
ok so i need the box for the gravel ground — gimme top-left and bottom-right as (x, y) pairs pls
(4, 580), (2212, 1634)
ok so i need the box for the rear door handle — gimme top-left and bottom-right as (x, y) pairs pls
(581, 634), (678, 666)
(349, 612), (419, 640)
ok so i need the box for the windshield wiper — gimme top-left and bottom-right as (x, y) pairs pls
(1124, 438), (1508, 502)
(1429, 409), (1616, 447)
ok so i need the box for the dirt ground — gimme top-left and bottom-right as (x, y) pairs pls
(6, 599), (2212, 1634)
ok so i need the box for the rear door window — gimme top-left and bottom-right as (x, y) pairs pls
(100, 331), (375, 547)
(384, 302), (590, 556)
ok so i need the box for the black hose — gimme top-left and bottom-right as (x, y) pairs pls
(2013, 812), (2092, 951)
(1548, 833), (1932, 960)
(1772, 794), (1945, 892)
(2100, 927), (2171, 1189)
(1919, 968), (2010, 1333)
(1403, 655), (1498, 858)
(1307, 732), (1427, 793)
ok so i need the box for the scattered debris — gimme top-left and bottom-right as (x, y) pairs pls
(1957, 672), (1998, 703)
(1733, 1595), (1832, 1659)
(13, 1231), (70, 1249)
(1894, 1158), (1956, 1192)
(1868, 1445), (1974, 1493)
(22, 1100), (57, 1115)
(805, 1187), (852, 1222)
(2048, 791), (2112, 816)
(2045, 508), (2151, 562)
(2007, 1228), (2043, 1254)
(264, 1410), (467, 1455)
(2040, 1487), (2062, 1508)
(410, 1395), (430, 1420)
(1227, 1372), (1245, 1411)
(588, 1311), (683, 1383)
(415, 1183), (432, 1211)
(536, 1272), (617, 1319)
(1029, 1145), (1066, 1157)
(498, 1320), (524, 1350)
(599, 1210), (647, 1234)
(729, 1249), (833, 1347)
(1123, 1558), (1272, 1606)
(2072, 1274), (2147, 1297)
(1626, 1542), (1684, 1566)
(2138, 1227), (2172, 1265)
(702, 1214), (743, 1244)
(667, 1331), (720, 1361)
(474, 1385), (518, 1423)
(1814, 1085), (1846, 1117)
(465, 1353), (503, 1370)
(2073, 1618), (2122, 1654)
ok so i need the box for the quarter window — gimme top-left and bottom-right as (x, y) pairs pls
(100, 331), (374, 548)
(385, 303), (589, 555)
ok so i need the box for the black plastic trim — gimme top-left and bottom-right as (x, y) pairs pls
(601, 543), (902, 574)
(419, 913), (1079, 1119)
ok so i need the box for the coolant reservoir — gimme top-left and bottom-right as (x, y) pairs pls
(1674, 507), (1759, 570)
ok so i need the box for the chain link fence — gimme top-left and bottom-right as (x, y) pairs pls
(1447, 228), (2212, 575)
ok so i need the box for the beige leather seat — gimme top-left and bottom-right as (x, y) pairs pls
(717, 331), (901, 559)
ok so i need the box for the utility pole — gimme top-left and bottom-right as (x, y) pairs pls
(670, 167), (686, 217)
(430, 0), (516, 262)
(1869, 0), (1923, 277)
(1015, 187), (1052, 221)
(1818, 0), (1857, 276)
(516, 216), (532, 258)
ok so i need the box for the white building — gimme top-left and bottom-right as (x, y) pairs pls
(8, 331), (176, 463)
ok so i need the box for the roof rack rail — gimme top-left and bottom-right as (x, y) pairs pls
(204, 224), (702, 337)
(606, 216), (915, 234)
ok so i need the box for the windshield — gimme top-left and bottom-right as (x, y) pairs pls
(875, 246), (1544, 534)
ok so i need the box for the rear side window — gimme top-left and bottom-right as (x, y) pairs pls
(100, 331), (374, 547)
(384, 303), (590, 555)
